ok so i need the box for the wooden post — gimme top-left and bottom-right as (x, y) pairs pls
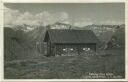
(77, 45), (80, 55)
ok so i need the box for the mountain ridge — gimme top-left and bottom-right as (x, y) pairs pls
(4, 23), (125, 60)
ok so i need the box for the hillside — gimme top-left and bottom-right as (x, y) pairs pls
(4, 50), (125, 79)
(106, 25), (125, 49)
(4, 27), (42, 61)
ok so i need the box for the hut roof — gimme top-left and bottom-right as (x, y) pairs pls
(44, 29), (99, 44)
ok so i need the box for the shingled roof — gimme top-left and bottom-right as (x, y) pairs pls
(44, 29), (99, 44)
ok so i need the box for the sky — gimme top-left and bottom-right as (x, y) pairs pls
(4, 3), (125, 27)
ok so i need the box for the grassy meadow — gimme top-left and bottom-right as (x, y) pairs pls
(4, 49), (125, 79)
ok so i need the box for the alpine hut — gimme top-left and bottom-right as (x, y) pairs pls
(43, 29), (99, 57)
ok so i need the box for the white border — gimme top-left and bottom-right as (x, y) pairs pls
(0, 0), (3, 81)
(0, 0), (127, 81)
(125, 1), (128, 82)
(1, 0), (126, 3)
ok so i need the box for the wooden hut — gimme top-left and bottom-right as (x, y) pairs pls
(43, 29), (99, 57)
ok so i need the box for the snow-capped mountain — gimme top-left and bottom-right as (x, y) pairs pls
(48, 22), (72, 29)
(13, 24), (38, 32)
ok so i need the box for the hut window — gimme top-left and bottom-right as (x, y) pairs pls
(70, 48), (73, 51)
(88, 48), (90, 51)
(63, 48), (66, 51)
(83, 48), (87, 50)
(83, 48), (90, 51)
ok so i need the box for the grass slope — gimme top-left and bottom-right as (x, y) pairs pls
(4, 50), (125, 79)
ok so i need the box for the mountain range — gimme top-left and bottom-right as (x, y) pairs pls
(4, 22), (125, 60)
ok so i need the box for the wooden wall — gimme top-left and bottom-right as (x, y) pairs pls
(47, 43), (96, 56)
